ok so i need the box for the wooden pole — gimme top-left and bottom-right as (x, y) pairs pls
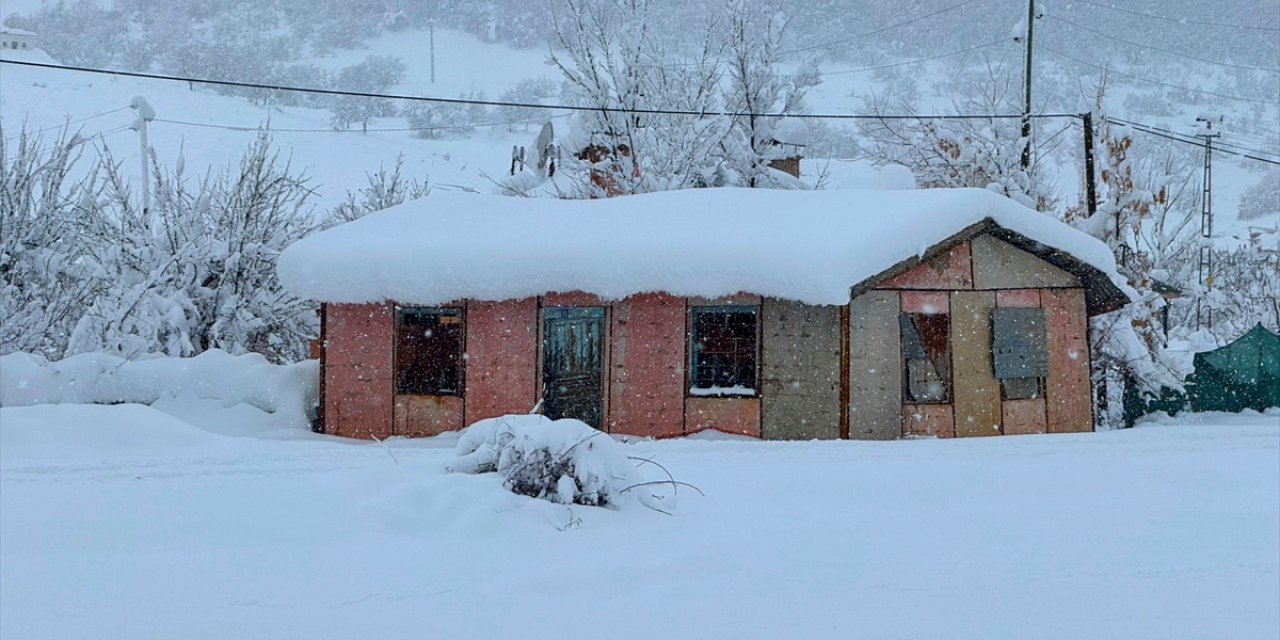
(1021, 0), (1035, 169)
(1082, 112), (1098, 217)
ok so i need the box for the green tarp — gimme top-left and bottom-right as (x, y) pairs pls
(1188, 323), (1280, 413)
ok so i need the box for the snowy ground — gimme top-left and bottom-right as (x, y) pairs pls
(2, 401), (1276, 639)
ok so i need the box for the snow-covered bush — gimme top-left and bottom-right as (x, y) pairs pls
(451, 415), (636, 507)
(448, 414), (702, 514)
(0, 349), (318, 429)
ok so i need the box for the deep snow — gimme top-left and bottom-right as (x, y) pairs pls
(1, 399), (1276, 639)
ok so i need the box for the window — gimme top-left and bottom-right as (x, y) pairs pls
(395, 307), (464, 395)
(900, 312), (951, 403)
(992, 307), (1048, 400)
(689, 306), (758, 395)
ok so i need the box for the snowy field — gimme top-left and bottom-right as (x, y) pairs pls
(2, 399), (1277, 639)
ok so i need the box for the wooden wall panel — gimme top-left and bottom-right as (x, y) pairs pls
(685, 397), (760, 437)
(900, 291), (950, 315)
(878, 242), (973, 290)
(1043, 288), (1093, 433)
(760, 299), (842, 440)
(971, 234), (1080, 290)
(996, 288), (1042, 308)
(609, 293), (686, 438)
(464, 298), (537, 423)
(902, 403), (955, 438)
(951, 291), (1003, 437)
(394, 395), (464, 437)
(1002, 397), (1047, 435)
(324, 303), (393, 439)
(848, 290), (902, 439)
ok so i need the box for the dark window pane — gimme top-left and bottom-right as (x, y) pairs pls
(901, 312), (951, 403)
(1002, 376), (1042, 400)
(691, 307), (758, 393)
(395, 307), (464, 396)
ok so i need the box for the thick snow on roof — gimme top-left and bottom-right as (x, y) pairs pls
(279, 187), (1131, 306)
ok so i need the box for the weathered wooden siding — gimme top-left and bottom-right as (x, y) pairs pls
(879, 242), (973, 290)
(1043, 288), (1093, 433)
(848, 290), (902, 439)
(902, 403), (955, 438)
(464, 298), (537, 422)
(686, 397), (760, 437)
(900, 290), (950, 315)
(972, 235), (1080, 290)
(394, 395), (464, 436)
(324, 303), (393, 439)
(609, 293), (686, 437)
(1002, 397), (1048, 435)
(951, 291), (1003, 437)
(760, 298), (842, 440)
(996, 288), (1042, 308)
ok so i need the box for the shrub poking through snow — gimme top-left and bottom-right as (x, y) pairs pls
(450, 414), (700, 512)
(451, 415), (633, 507)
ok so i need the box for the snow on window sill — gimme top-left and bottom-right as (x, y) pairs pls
(688, 386), (757, 398)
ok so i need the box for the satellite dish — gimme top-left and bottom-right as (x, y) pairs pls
(534, 121), (555, 169)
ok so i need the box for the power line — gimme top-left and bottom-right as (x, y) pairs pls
(0, 59), (1082, 121)
(1043, 13), (1280, 74)
(1068, 0), (1280, 33)
(2, 106), (131, 142)
(780, 0), (982, 55)
(154, 111), (575, 134)
(821, 38), (1010, 76)
(1107, 117), (1280, 159)
(1107, 117), (1280, 166)
(1034, 43), (1279, 106)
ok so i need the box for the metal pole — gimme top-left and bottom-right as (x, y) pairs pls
(1082, 112), (1098, 218)
(1020, 0), (1035, 169)
(1195, 121), (1219, 330)
(429, 21), (436, 84)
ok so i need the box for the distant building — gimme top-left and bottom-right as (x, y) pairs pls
(0, 27), (37, 51)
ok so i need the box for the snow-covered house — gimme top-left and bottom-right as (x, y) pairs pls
(278, 188), (1131, 440)
(0, 27), (37, 51)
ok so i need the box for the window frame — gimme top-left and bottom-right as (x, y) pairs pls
(688, 305), (760, 398)
(393, 305), (465, 397)
(900, 311), (953, 404)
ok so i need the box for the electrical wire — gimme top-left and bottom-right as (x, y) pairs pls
(0, 59), (1082, 121)
(153, 110), (574, 134)
(1105, 116), (1280, 158)
(780, 0), (982, 55)
(1034, 43), (1279, 106)
(820, 38), (1010, 76)
(1068, 0), (1280, 33)
(2, 106), (130, 142)
(1106, 117), (1280, 166)
(1043, 13), (1280, 74)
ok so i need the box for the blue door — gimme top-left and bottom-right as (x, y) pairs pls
(542, 307), (605, 428)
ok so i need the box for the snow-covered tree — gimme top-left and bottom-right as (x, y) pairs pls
(329, 55), (406, 133)
(719, 0), (820, 188)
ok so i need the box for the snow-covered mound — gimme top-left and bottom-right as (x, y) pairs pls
(0, 403), (241, 461)
(0, 350), (317, 431)
(450, 415), (639, 507)
(279, 187), (1133, 306)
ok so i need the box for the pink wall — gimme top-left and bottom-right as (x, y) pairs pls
(686, 397), (761, 437)
(465, 298), (537, 422)
(1043, 288), (1093, 433)
(609, 293), (686, 438)
(324, 303), (393, 439)
(879, 242), (973, 290)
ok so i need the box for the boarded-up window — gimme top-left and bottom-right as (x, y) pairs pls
(900, 313), (951, 403)
(395, 307), (464, 396)
(992, 307), (1047, 400)
(690, 306), (758, 395)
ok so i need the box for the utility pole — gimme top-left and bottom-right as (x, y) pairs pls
(428, 19), (436, 84)
(1195, 116), (1221, 330)
(1020, 0), (1036, 170)
(129, 96), (156, 231)
(1081, 112), (1098, 218)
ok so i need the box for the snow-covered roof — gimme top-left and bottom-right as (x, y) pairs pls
(0, 27), (36, 37)
(278, 187), (1133, 310)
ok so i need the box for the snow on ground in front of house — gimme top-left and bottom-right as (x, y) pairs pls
(1, 399), (1276, 639)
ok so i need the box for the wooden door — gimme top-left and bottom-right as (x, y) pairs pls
(543, 307), (605, 428)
